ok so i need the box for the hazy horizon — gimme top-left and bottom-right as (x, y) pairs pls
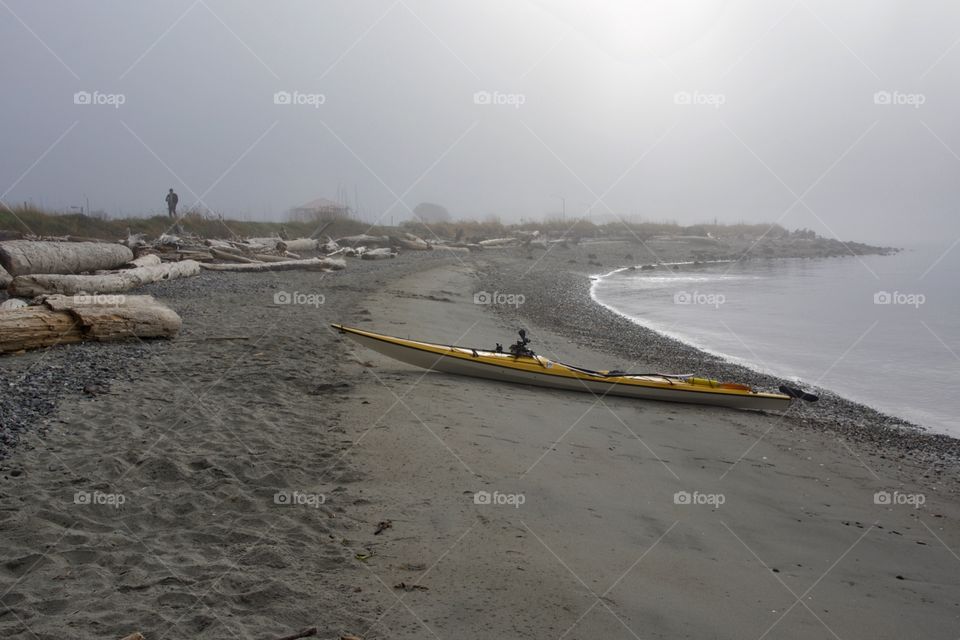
(2, 1), (959, 245)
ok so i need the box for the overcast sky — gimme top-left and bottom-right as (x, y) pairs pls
(1, 0), (958, 244)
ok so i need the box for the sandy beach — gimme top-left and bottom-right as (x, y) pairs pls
(2, 246), (959, 639)
(5, 2), (960, 638)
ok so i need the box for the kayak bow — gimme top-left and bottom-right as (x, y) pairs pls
(333, 324), (795, 412)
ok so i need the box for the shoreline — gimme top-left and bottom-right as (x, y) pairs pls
(585, 260), (948, 437)
(322, 260), (960, 639)
(588, 269), (783, 376)
(3, 243), (956, 466)
(475, 244), (960, 472)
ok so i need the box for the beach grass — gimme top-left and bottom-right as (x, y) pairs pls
(0, 205), (378, 241)
(0, 206), (892, 260)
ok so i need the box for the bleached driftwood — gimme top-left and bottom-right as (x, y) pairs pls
(0, 298), (28, 310)
(210, 248), (260, 263)
(245, 236), (281, 247)
(209, 244), (249, 256)
(0, 294), (181, 354)
(337, 234), (391, 247)
(253, 253), (296, 263)
(204, 239), (235, 249)
(123, 231), (147, 248)
(127, 254), (162, 268)
(65, 235), (114, 243)
(278, 238), (319, 252)
(392, 234), (431, 251)
(360, 248), (397, 260)
(163, 249), (213, 262)
(199, 257), (345, 272)
(0, 240), (134, 276)
(477, 237), (517, 247)
(9, 260), (201, 297)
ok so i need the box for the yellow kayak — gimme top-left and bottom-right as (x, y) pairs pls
(333, 324), (800, 412)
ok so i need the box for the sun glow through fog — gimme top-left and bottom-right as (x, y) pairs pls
(534, 0), (729, 61)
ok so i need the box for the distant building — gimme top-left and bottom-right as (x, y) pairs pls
(288, 197), (351, 222)
(413, 202), (451, 223)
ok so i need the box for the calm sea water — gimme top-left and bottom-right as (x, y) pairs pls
(591, 246), (960, 437)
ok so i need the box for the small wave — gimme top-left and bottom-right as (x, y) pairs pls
(588, 276), (785, 379)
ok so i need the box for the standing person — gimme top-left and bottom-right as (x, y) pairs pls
(165, 188), (179, 218)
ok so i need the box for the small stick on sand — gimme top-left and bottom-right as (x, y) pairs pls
(269, 627), (318, 640)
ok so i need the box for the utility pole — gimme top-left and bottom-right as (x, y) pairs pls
(552, 194), (565, 220)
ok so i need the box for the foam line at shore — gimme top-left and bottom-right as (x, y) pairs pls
(590, 258), (735, 281)
(588, 264), (796, 382)
(588, 260), (946, 434)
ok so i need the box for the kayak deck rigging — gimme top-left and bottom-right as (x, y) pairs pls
(333, 323), (813, 411)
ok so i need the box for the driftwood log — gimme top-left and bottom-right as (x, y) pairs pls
(0, 240), (133, 276)
(205, 244), (249, 257)
(337, 234), (391, 248)
(245, 237), (318, 252)
(59, 235), (112, 243)
(360, 248), (397, 260)
(127, 254), (161, 268)
(9, 260), (201, 297)
(0, 294), (181, 354)
(245, 237), (282, 249)
(253, 253), (296, 263)
(279, 238), (318, 252)
(477, 237), (517, 247)
(0, 298), (28, 310)
(200, 257), (345, 272)
(204, 239), (235, 249)
(162, 249), (213, 262)
(210, 248), (259, 263)
(391, 234), (431, 251)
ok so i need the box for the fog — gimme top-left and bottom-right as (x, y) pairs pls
(1, 0), (958, 244)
